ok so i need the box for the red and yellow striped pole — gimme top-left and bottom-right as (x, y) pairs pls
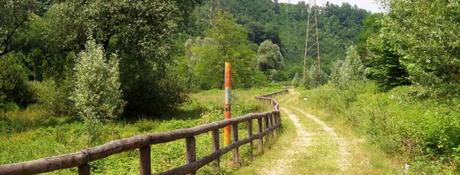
(224, 62), (232, 146)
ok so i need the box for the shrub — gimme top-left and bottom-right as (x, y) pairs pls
(256, 40), (284, 81)
(27, 80), (74, 116)
(72, 39), (125, 145)
(330, 45), (365, 88)
(303, 65), (328, 88)
(0, 54), (30, 106)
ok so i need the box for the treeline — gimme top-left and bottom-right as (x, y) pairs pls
(303, 0), (460, 173)
(175, 0), (371, 88)
(0, 0), (371, 121)
(0, 0), (202, 119)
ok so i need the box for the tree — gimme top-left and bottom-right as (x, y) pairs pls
(185, 37), (223, 89)
(257, 40), (284, 80)
(304, 65), (328, 88)
(330, 45), (365, 88)
(43, 0), (185, 116)
(0, 54), (30, 106)
(72, 39), (124, 134)
(0, 0), (36, 56)
(367, 33), (410, 90)
(185, 11), (258, 89)
(379, 0), (460, 95)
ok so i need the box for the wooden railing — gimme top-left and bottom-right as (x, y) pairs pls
(0, 89), (288, 175)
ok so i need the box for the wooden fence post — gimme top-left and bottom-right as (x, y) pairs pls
(264, 115), (270, 146)
(270, 113), (276, 138)
(257, 117), (263, 153)
(78, 163), (90, 175)
(247, 120), (253, 160)
(139, 146), (151, 175)
(211, 129), (220, 171)
(186, 136), (197, 175)
(277, 111), (281, 129)
(232, 123), (240, 166)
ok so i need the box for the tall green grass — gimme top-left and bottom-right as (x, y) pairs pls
(299, 82), (460, 173)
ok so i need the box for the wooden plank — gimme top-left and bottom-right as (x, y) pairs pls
(78, 163), (90, 175)
(139, 146), (151, 175)
(247, 120), (253, 160)
(211, 129), (220, 171)
(257, 118), (264, 153)
(264, 115), (270, 145)
(186, 137), (196, 175)
(160, 124), (280, 175)
(232, 123), (240, 166)
(270, 113), (276, 138)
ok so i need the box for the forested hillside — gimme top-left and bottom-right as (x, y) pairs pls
(185, 0), (369, 79)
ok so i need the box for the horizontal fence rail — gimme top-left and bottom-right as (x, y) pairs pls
(0, 88), (288, 175)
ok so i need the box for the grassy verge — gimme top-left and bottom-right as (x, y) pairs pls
(0, 85), (283, 174)
(298, 82), (460, 174)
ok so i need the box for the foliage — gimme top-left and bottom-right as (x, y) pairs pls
(2, 0), (188, 117)
(72, 40), (124, 123)
(185, 37), (221, 89)
(276, 2), (369, 75)
(366, 25), (411, 90)
(291, 73), (300, 86)
(330, 45), (365, 88)
(257, 40), (284, 80)
(368, 0), (460, 95)
(27, 79), (74, 116)
(0, 0), (36, 56)
(303, 65), (328, 89)
(356, 13), (383, 59)
(184, 11), (259, 89)
(0, 54), (30, 106)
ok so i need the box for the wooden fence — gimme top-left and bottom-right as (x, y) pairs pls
(0, 89), (288, 175)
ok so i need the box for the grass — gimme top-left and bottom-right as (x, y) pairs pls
(0, 85), (283, 174)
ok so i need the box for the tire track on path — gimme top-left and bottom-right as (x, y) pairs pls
(258, 106), (312, 174)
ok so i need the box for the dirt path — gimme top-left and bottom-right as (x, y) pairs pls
(235, 88), (398, 175)
(254, 88), (351, 174)
(259, 107), (312, 175)
(291, 106), (350, 172)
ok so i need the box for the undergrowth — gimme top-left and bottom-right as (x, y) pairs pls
(299, 82), (460, 174)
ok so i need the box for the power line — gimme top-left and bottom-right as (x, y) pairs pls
(302, 0), (321, 85)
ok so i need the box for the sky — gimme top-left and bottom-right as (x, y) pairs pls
(278, 0), (384, 13)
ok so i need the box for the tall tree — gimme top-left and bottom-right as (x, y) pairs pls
(46, 0), (185, 116)
(367, 0), (460, 94)
(185, 11), (258, 89)
(0, 0), (36, 56)
(257, 40), (284, 80)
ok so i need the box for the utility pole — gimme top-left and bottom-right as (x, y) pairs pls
(302, 0), (321, 85)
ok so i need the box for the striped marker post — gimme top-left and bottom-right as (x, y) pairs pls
(224, 62), (232, 146)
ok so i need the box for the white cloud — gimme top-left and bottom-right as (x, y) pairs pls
(277, 0), (384, 13)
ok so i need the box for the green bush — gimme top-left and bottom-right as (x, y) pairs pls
(303, 65), (328, 88)
(0, 54), (31, 106)
(27, 80), (74, 116)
